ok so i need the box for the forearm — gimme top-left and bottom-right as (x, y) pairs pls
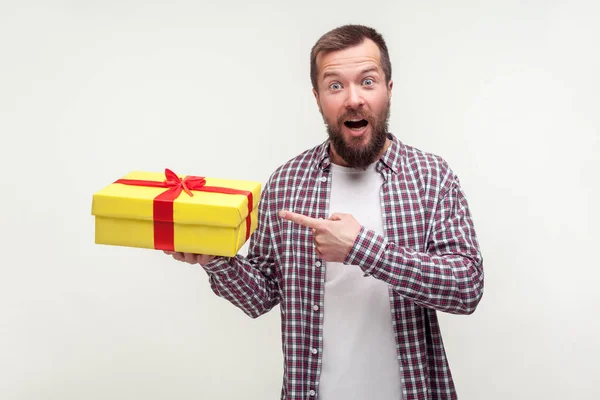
(346, 228), (484, 314)
(202, 255), (280, 319)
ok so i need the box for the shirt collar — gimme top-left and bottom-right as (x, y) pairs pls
(314, 133), (402, 174)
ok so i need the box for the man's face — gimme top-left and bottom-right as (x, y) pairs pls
(313, 39), (393, 169)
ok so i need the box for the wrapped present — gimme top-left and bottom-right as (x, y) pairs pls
(91, 168), (261, 257)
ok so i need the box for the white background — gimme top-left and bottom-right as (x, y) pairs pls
(1, 1), (599, 399)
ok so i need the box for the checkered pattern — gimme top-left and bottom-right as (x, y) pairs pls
(203, 133), (484, 400)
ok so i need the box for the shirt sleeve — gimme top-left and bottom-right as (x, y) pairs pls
(200, 181), (281, 319)
(344, 171), (484, 315)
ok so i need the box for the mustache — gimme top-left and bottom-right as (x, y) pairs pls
(336, 110), (375, 125)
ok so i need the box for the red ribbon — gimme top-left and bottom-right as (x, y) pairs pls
(115, 168), (254, 251)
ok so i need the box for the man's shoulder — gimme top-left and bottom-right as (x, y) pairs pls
(400, 141), (449, 170)
(397, 141), (455, 187)
(266, 141), (327, 188)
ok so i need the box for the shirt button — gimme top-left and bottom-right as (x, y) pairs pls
(315, 261), (322, 267)
(311, 348), (318, 354)
(309, 390), (316, 396)
(320, 176), (327, 182)
(312, 304), (319, 311)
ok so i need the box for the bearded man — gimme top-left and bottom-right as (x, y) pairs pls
(166, 24), (484, 400)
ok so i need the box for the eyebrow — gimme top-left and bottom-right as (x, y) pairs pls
(322, 66), (380, 81)
(359, 66), (379, 75)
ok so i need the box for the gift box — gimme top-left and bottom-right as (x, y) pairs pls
(91, 169), (261, 257)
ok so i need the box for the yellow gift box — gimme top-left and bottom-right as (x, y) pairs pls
(91, 169), (261, 257)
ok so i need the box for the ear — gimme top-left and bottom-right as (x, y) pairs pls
(387, 79), (393, 99)
(312, 88), (322, 113)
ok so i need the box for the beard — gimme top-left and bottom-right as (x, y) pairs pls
(324, 100), (390, 169)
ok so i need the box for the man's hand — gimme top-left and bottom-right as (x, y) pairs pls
(279, 210), (361, 262)
(163, 251), (216, 265)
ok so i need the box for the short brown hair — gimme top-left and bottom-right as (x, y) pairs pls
(310, 24), (392, 92)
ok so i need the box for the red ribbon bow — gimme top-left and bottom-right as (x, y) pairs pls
(163, 168), (207, 197)
(115, 168), (254, 252)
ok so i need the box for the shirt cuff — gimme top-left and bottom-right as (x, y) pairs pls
(344, 227), (388, 276)
(201, 256), (234, 274)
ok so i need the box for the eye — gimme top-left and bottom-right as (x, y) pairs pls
(363, 78), (374, 86)
(329, 82), (342, 90)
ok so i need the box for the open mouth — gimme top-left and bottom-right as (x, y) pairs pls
(343, 119), (369, 130)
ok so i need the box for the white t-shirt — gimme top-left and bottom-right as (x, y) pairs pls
(318, 162), (404, 400)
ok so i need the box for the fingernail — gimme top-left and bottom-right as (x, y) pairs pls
(279, 210), (286, 218)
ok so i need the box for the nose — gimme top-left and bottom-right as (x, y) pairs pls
(344, 84), (364, 110)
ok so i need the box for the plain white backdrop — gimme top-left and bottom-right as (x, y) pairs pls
(1, 1), (599, 399)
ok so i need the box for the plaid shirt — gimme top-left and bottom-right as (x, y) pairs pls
(203, 133), (484, 400)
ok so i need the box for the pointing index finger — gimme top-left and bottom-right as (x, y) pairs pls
(279, 210), (323, 229)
